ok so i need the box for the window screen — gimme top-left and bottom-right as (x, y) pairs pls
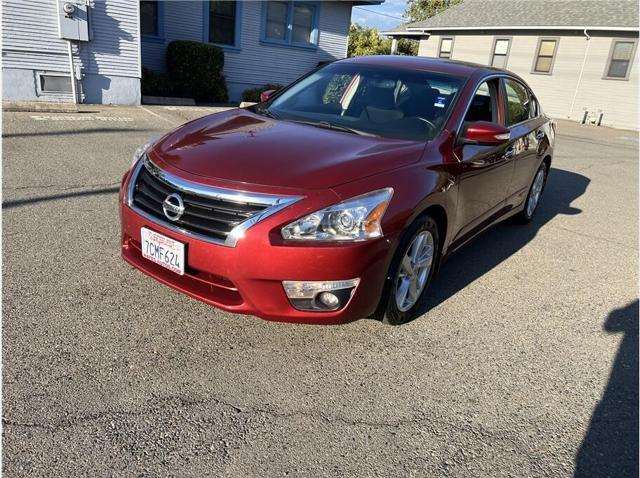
(534, 39), (557, 73)
(606, 41), (635, 78)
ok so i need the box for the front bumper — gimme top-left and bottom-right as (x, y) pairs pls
(119, 177), (396, 324)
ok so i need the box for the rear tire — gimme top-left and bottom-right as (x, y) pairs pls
(517, 162), (548, 223)
(382, 215), (440, 326)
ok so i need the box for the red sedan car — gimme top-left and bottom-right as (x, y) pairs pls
(120, 56), (554, 325)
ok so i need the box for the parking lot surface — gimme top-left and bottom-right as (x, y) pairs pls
(2, 105), (638, 477)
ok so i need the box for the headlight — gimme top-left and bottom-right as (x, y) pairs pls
(132, 137), (158, 167)
(281, 188), (393, 241)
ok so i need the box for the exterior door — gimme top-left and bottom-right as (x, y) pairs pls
(453, 79), (515, 239)
(501, 78), (547, 206)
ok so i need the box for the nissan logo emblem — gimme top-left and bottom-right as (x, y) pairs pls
(162, 193), (185, 221)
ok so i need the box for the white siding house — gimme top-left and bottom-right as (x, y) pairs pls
(384, 0), (639, 130)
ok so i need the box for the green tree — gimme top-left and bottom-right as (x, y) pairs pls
(347, 23), (391, 57)
(347, 24), (420, 57)
(404, 0), (463, 23)
(397, 38), (419, 56)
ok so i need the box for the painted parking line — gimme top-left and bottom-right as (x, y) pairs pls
(137, 105), (177, 124)
(163, 106), (227, 112)
(31, 115), (134, 122)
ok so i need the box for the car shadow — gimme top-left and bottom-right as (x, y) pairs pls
(574, 300), (639, 477)
(421, 167), (590, 313)
(2, 186), (119, 210)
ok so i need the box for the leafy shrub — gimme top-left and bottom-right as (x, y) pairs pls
(141, 67), (174, 97)
(242, 84), (284, 103)
(166, 40), (228, 102)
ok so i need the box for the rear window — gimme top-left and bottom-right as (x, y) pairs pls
(267, 63), (465, 141)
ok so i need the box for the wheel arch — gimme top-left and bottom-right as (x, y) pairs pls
(418, 204), (448, 264)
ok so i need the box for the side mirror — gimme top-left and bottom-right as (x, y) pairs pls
(260, 89), (277, 102)
(463, 121), (510, 144)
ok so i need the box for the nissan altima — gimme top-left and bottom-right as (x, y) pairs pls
(120, 56), (554, 325)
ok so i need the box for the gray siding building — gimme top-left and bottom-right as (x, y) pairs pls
(384, 0), (639, 130)
(2, 0), (141, 104)
(2, 0), (381, 105)
(141, 1), (362, 101)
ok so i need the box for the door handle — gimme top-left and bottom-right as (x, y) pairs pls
(504, 147), (515, 159)
(536, 130), (545, 140)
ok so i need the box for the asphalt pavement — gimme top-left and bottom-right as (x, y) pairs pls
(2, 105), (638, 477)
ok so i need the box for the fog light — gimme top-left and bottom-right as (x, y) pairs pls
(318, 292), (340, 309)
(282, 279), (360, 312)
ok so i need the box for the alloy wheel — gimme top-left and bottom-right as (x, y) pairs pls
(526, 168), (546, 217)
(395, 231), (434, 312)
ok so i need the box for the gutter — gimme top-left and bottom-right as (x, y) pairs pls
(404, 25), (639, 32)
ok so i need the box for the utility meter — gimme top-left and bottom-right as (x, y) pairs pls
(57, 0), (90, 41)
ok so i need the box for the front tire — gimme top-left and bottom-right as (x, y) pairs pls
(382, 215), (440, 326)
(518, 162), (548, 223)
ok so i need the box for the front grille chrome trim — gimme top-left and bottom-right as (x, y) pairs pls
(127, 155), (303, 247)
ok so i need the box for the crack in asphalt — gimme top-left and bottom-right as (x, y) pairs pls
(3, 396), (548, 475)
(549, 224), (638, 251)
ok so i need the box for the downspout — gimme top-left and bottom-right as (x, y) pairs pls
(568, 28), (590, 119)
(67, 40), (78, 104)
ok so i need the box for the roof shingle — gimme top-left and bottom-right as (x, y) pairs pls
(393, 0), (639, 31)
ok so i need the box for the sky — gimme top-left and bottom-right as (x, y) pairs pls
(350, 0), (408, 32)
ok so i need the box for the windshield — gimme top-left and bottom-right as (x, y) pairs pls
(265, 63), (464, 141)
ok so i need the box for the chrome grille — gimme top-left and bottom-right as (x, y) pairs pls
(128, 156), (302, 247)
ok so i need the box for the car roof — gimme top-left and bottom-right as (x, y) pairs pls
(335, 55), (501, 79)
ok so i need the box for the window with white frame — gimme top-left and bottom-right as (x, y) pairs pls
(263, 1), (318, 47)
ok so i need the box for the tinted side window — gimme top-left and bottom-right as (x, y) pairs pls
(504, 79), (530, 126)
(463, 81), (498, 124)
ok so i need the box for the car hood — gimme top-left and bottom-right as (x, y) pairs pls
(150, 109), (426, 190)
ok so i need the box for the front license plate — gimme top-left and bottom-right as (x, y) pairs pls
(140, 227), (185, 275)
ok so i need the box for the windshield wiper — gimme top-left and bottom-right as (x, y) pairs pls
(287, 119), (373, 136)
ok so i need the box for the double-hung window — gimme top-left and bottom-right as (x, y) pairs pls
(263, 1), (318, 48)
(206, 1), (240, 48)
(532, 38), (558, 74)
(490, 38), (511, 68)
(438, 37), (454, 58)
(604, 39), (637, 80)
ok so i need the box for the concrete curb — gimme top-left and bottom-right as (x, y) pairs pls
(3, 101), (80, 113)
(142, 96), (196, 106)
